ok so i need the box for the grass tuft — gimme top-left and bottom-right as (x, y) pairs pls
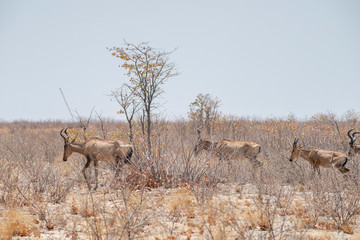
(0, 208), (37, 238)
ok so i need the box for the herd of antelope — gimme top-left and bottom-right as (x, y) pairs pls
(60, 128), (360, 190)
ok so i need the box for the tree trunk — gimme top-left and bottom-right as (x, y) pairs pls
(140, 109), (146, 136)
(146, 108), (152, 155)
(128, 121), (133, 144)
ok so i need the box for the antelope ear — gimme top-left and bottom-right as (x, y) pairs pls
(71, 138), (76, 143)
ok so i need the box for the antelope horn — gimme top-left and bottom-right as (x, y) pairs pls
(60, 128), (70, 141)
(353, 131), (360, 141)
(60, 128), (66, 141)
(64, 127), (69, 137)
(348, 129), (355, 146)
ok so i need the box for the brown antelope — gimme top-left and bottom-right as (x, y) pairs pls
(289, 138), (349, 174)
(60, 128), (134, 190)
(194, 138), (262, 167)
(347, 129), (360, 156)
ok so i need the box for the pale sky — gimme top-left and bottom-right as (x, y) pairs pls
(1, 0), (359, 121)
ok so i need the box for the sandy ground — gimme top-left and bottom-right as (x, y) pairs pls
(2, 179), (358, 240)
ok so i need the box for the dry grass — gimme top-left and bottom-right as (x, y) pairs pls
(0, 116), (360, 239)
(0, 208), (38, 238)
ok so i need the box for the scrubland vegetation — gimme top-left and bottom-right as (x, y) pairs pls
(1, 113), (360, 239)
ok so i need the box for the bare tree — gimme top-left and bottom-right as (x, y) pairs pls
(110, 84), (140, 143)
(189, 93), (221, 137)
(59, 88), (94, 140)
(108, 41), (178, 155)
(74, 108), (94, 140)
(95, 111), (108, 139)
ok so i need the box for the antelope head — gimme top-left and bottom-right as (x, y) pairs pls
(60, 128), (76, 161)
(289, 138), (300, 162)
(194, 139), (213, 156)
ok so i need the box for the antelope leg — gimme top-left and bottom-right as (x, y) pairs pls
(83, 155), (92, 190)
(94, 160), (99, 190)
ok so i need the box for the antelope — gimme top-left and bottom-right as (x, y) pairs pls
(60, 128), (134, 190)
(194, 138), (262, 167)
(347, 129), (360, 156)
(289, 138), (349, 175)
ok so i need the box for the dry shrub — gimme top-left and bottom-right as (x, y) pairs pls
(80, 206), (98, 218)
(70, 198), (79, 215)
(106, 187), (151, 239)
(0, 208), (38, 238)
(0, 114), (360, 238)
(340, 224), (354, 235)
(244, 207), (271, 231)
(113, 168), (176, 190)
(302, 175), (360, 234)
(155, 237), (177, 240)
(305, 233), (333, 240)
(168, 187), (196, 212)
(191, 186), (248, 239)
(289, 200), (319, 230)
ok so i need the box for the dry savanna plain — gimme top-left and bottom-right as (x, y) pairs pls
(1, 116), (360, 240)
